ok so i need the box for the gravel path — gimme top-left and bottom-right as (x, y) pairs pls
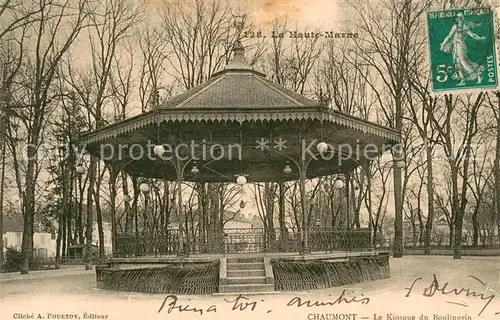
(1, 256), (498, 320)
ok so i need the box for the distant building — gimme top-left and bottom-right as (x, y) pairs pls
(2, 214), (57, 258)
(2, 210), (113, 258)
(223, 211), (255, 229)
(167, 210), (255, 230)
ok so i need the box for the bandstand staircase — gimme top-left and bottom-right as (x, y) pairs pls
(218, 256), (276, 294)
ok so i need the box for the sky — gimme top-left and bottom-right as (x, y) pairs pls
(6, 0), (500, 228)
(143, 0), (349, 28)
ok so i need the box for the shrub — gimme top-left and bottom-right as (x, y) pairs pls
(2, 246), (45, 272)
(3, 246), (23, 272)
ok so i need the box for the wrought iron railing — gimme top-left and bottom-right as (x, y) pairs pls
(115, 228), (371, 257)
(115, 230), (180, 257)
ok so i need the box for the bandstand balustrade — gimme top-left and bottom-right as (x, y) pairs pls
(114, 227), (371, 257)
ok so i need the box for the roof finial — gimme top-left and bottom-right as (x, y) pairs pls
(232, 13), (245, 40)
(225, 13), (252, 71)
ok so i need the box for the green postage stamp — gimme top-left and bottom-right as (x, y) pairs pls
(427, 7), (498, 93)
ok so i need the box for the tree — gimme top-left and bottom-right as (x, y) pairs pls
(467, 128), (494, 246)
(366, 158), (392, 244)
(44, 90), (84, 266)
(0, 0), (40, 266)
(137, 24), (172, 113)
(109, 41), (135, 234)
(252, 182), (278, 249)
(317, 35), (372, 117)
(349, 0), (429, 257)
(62, 0), (140, 266)
(405, 181), (425, 247)
(160, 0), (237, 90)
(489, 92), (500, 245)
(8, 0), (91, 274)
(265, 18), (323, 95)
(430, 93), (485, 258)
(405, 58), (440, 254)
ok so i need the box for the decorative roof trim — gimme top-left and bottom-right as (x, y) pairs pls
(79, 113), (157, 146)
(78, 109), (401, 146)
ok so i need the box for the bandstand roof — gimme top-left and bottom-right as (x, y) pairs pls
(79, 41), (400, 183)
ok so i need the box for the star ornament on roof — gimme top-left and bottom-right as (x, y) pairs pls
(273, 138), (287, 151)
(255, 138), (269, 151)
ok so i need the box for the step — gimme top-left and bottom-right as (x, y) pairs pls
(227, 262), (264, 271)
(227, 257), (264, 264)
(227, 276), (266, 285)
(219, 283), (275, 293)
(227, 269), (265, 278)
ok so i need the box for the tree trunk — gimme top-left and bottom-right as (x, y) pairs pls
(62, 140), (71, 259)
(265, 182), (276, 251)
(210, 185), (219, 236)
(84, 157), (97, 270)
(449, 221), (455, 248)
(55, 211), (63, 268)
(109, 167), (118, 257)
(94, 164), (105, 260)
(279, 182), (286, 236)
(373, 223), (378, 247)
(495, 94), (500, 246)
(472, 206), (479, 246)
(77, 176), (85, 243)
(21, 162), (35, 274)
(0, 112), (5, 265)
(131, 176), (139, 235)
(417, 210), (425, 247)
(352, 176), (361, 228)
(393, 165), (404, 257)
(122, 172), (132, 233)
(66, 196), (72, 253)
(159, 181), (165, 234)
(393, 81), (404, 258)
(165, 183), (173, 232)
(95, 196), (104, 260)
(199, 183), (207, 252)
(453, 208), (464, 258)
(299, 174), (308, 253)
(265, 184), (275, 229)
(66, 169), (73, 248)
(424, 137), (435, 254)
(61, 213), (67, 262)
(366, 163), (374, 246)
(345, 173), (351, 228)
(412, 218), (417, 248)
(20, 125), (41, 273)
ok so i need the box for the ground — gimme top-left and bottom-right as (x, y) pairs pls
(1, 256), (499, 320)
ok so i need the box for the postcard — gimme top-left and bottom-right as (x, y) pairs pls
(0, 0), (499, 320)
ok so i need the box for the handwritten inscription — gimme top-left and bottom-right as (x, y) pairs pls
(404, 274), (497, 316)
(224, 295), (258, 311)
(157, 279), (497, 318)
(157, 290), (369, 316)
(157, 294), (217, 315)
(287, 289), (370, 308)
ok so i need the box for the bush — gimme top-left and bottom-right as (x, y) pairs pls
(3, 247), (23, 272)
(2, 246), (44, 272)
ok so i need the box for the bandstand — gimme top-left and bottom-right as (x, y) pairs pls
(79, 41), (400, 295)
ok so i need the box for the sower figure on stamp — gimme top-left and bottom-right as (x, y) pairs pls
(440, 12), (485, 86)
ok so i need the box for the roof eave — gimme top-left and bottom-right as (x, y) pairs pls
(77, 107), (400, 147)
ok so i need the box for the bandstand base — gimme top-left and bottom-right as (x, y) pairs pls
(95, 251), (390, 295)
